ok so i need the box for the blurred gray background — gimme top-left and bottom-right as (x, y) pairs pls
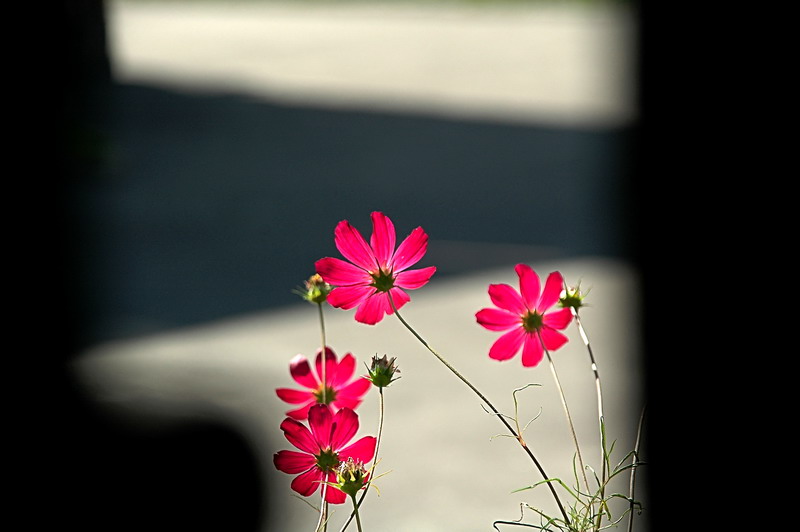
(54, 1), (653, 531)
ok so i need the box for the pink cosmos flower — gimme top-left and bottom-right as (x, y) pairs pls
(276, 347), (372, 420)
(315, 212), (436, 325)
(475, 264), (573, 367)
(273, 404), (377, 504)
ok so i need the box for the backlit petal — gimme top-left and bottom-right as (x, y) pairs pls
(291, 468), (323, 497)
(315, 257), (370, 286)
(354, 293), (389, 325)
(543, 308), (572, 330)
(540, 327), (569, 351)
(328, 352), (355, 388)
(289, 355), (318, 390)
(273, 450), (316, 474)
(285, 402), (314, 420)
(315, 347), (338, 386)
(324, 473), (348, 504)
(327, 285), (374, 310)
(339, 435), (377, 464)
(521, 333), (544, 367)
(395, 266), (436, 290)
(336, 377), (371, 403)
(334, 219), (378, 271)
(308, 404), (334, 448)
(369, 212), (396, 270)
(488, 327), (525, 361)
(276, 387), (313, 404)
(281, 418), (319, 454)
(392, 226), (429, 271)
(516, 264), (541, 310)
(476, 308), (520, 331)
(488, 283), (526, 315)
(329, 407), (360, 451)
(385, 288), (410, 314)
(538, 271), (564, 311)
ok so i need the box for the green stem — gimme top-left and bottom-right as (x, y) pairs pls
(316, 303), (328, 531)
(315, 483), (328, 532)
(388, 295), (570, 525)
(350, 495), (364, 532)
(627, 405), (646, 532)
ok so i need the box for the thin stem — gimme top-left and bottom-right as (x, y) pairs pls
(570, 306), (607, 532)
(315, 483), (328, 532)
(316, 302), (328, 531)
(350, 495), (364, 532)
(388, 295), (570, 525)
(340, 387), (385, 532)
(627, 405), (646, 532)
(542, 345), (590, 499)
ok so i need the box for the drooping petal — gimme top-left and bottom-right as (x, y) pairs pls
(488, 327), (525, 361)
(475, 308), (520, 331)
(276, 387), (313, 404)
(385, 288), (410, 314)
(394, 266), (436, 290)
(488, 283), (527, 315)
(516, 264), (542, 310)
(353, 293), (389, 325)
(328, 352), (355, 388)
(333, 394), (366, 412)
(520, 333), (545, 367)
(289, 354), (319, 389)
(285, 402), (314, 420)
(315, 347), (338, 385)
(327, 285), (374, 310)
(542, 308), (573, 330)
(308, 404), (334, 448)
(336, 377), (371, 403)
(329, 407), (360, 451)
(339, 435), (377, 464)
(538, 271), (564, 311)
(280, 418), (319, 454)
(540, 327), (569, 351)
(334, 220), (378, 271)
(273, 450), (316, 474)
(290, 467), (323, 497)
(369, 212), (396, 270)
(391, 226), (429, 272)
(315, 257), (370, 286)
(323, 472), (348, 504)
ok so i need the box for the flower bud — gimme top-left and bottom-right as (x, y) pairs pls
(559, 282), (589, 311)
(366, 354), (400, 388)
(335, 457), (369, 498)
(294, 274), (332, 304)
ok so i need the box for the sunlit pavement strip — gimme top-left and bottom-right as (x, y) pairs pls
(105, 0), (637, 127)
(73, 258), (646, 531)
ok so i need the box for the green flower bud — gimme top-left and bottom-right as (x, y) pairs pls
(559, 281), (589, 311)
(366, 354), (400, 388)
(335, 457), (368, 498)
(293, 274), (332, 304)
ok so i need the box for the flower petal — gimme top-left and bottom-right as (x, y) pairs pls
(395, 266), (436, 290)
(520, 333), (544, 367)
(516, 264), (541, 310)
(324, 473), (348, 504)
(335, 377), (371, 403)
(385, 288), (410, 314)
(488, 283), (527, 315)
(330, 407), (360, 451)
(280, 417), (319, 454)
(370, 212), (396, 270)
(476, 308), (520, 331)
(316, 257), (370, 286)
(291, 468), (323, 497)
(339, 435), (377, 464)
(540, 327), (569, 351)
(538, 271), (564, 311)
(334, 219), (378, 271)
(315, 347), (338, 386)
(353, 293), (389, 325)
(542, 308), (573, 330)
(327, 285), (374, 310)
(289, 355), (318, 389)
(328, 352), (355, 388)
(285, 402), (314, 420)
(276, 387), (313, 404)
(308, 404), (334, 448)
(273, 450), (316, 474)
(392, 226), (429, 272)
(488, 327), (525, 361)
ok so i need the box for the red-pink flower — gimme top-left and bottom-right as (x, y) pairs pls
(276, 347), (372, 420)
(273, 404), (377, 504)
(315, 212), (436, 325)
(475, 264), (573, 367)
